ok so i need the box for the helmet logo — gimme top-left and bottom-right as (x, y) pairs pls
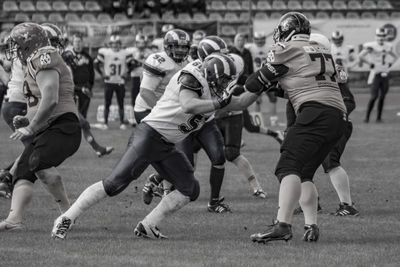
(40, 53), (51, 65)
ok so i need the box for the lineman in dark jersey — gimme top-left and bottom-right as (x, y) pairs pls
(247, 12), (347, 243)
(0, 23), (81, 231)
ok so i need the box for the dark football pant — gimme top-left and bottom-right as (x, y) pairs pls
(216, 114), (243, 162)
(75, 87), (91, 118)
(131, 76), (141, 108)
(102, 122), (200, 201)
(14, 113), (81, 184)
(365, 74), (389, 121)
(177, 119), (225, 167)
(104, 83), (125, 124)
(322, 120), (353, 173)
(276, 102), (346, 183)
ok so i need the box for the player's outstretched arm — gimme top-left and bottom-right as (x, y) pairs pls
(179, 88), (217, 114)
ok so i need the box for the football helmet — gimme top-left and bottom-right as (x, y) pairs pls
(197, 35), (229, 62)
(41, 23), (64, 54)
(109, 35), (122, 51)
(203, 53), (236, 99)
(192, 30), (206, 45)
(163, 29), (191, 63)
(376, 27), (387, 44)
(6, 22), (50, 64)
(227, 53), (244, 77)
(331, 30), (344, 46)
(273, 12), (311, 43)
(135, 33), (147, 49)
(253, 32), (266, 47)
(310, 33), (331, 49)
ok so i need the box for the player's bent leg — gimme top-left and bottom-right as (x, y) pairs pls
(35, 167), (70, 214)
(0, 179), (34, 231)
(299, 181), (318, 226)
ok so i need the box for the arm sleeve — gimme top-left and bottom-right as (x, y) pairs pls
(244, 63), (289, 93)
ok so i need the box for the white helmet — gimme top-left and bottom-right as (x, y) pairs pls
(310, 33), (331, 50)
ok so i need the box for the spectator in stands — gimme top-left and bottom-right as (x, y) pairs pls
(63, 34), (95, 118)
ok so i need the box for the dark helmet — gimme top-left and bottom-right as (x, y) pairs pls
(41, 23), (64, 53)
(202, 53), (236, 99)
(197, 35), (229, 61)
(6, 22), (50, 64)
(331, 30), (344, 46)
(273, 12), (311, 43)
(163, 29), (191, 63)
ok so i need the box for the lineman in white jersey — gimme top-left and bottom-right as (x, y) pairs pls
(359, 27), (398, 122)
(95, 35), (133, 130)
(246, 32), (279, 125)
(133, 29), (190, 123)
(52, 53), (266, 240)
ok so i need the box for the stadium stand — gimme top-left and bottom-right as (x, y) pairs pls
(241, 1), (256, 9)
(332, 0), (347, 9)
(254, 12), (269, 20)
(318, 0), (333, 10)
(224, 12), (240, 22)
(177, 13), (192, 21)
(193, 12), (208, 21)
(303, 0), (318, 10)
(65, 13), (81, 22)
(19, 1), (36, 12)
(226, 1), (242, 10)
(272, 0), (287, 10)
(346, 11), (360, 18)
(31, 13), (47, 23)
(237, 24), (252, 35)
(363, 0), (377, 9)
(256, 0), (272, 10)
(114, 13), (128, 21)
(48, 13), (64, 22)
(361, 11), (375, 18)
(97, 13), (113, 23)
(331, 11), (346, 19)
(377, 0), (393, 9)
(348, 0), (363, 9)
(316, 11), (330, 19)
(36, 1), (52, 12)
(239, 12), (251, 21)
(209, 1), (226, 11)
(85, 1), (102, 12)
(209, 12), (224, 20)
(81, 13), (97, 22)
(375, 11), (390, 19)
(288, 0), (303, 10)
(220, 25), (236, 36)
(3, 1), (19, 12)
(52, 1), (69, 12)
(69, 1), (85, 12)
(14, 13), (30, 22)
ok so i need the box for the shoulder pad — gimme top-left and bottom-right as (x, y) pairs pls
(29, 48), (63, 73)
(266, 43), (298, 65)
(178, 72), (202, 91)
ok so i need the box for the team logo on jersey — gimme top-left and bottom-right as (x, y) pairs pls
(39, 53), (51, 65)
(267, 50), (275, 62)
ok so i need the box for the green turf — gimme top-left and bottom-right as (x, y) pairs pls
(0, 92), (399, 267)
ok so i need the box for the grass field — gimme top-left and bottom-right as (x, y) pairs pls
(0, 90), (399, 267)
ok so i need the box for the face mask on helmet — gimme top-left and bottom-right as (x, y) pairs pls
(109, 35), (122, 51)
(331, 30), (344, 46)
(164, 29), (191, 63)
(203, 54), (236, 100)
(197, 36), (229, 62)
(273, 12), (311, 43)
(376, 28), (386, 44)
(135, 34), (147, 49)
(253, 32), (266, 47)
(7, 22), (50, 64)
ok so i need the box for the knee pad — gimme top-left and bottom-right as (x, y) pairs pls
(224, 146), (240, 162)
(189, 179), (200, 201)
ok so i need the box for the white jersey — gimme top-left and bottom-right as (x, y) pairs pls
(125, 46), (152, 78)
(134, 51), (186, 112)
(245, 42), (269, 70)
(143, 60), (212, 143)
(362, 41), (394, 74)
(6, 59), (25, 103)
(96, 48), (132, 84)
(331, 44), (355, 72)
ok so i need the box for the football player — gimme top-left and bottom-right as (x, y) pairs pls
(142, 36), (235, 213)
(51, 53), (266, 240)
(358, 27), (398, 123)
(126, 33), (152, 117)
(215, 53), (267, 198)
(0, 23), (81, 231)
(246, 32), (279, 126)
(292, 33), (359, 216)
(331, 30), (356, 73)
(248, 12), (347, 243)
(95, 35), (133, 130)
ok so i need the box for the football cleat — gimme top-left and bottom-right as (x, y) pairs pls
(142, 174), (163, 205)
(51, 216), (73, 240)
(0, 220), (25, 231)
(250, 220), (293, 244)
(134, 221), (167, 239)
(207, 197), (232, 213)
(96, 146), (114, 158)
(303, 224), (319, 242)
(333, 202), (359, 216)
(253, 189), (267, 199)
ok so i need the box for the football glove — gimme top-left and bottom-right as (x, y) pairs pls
(13, 115), (29, 129)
